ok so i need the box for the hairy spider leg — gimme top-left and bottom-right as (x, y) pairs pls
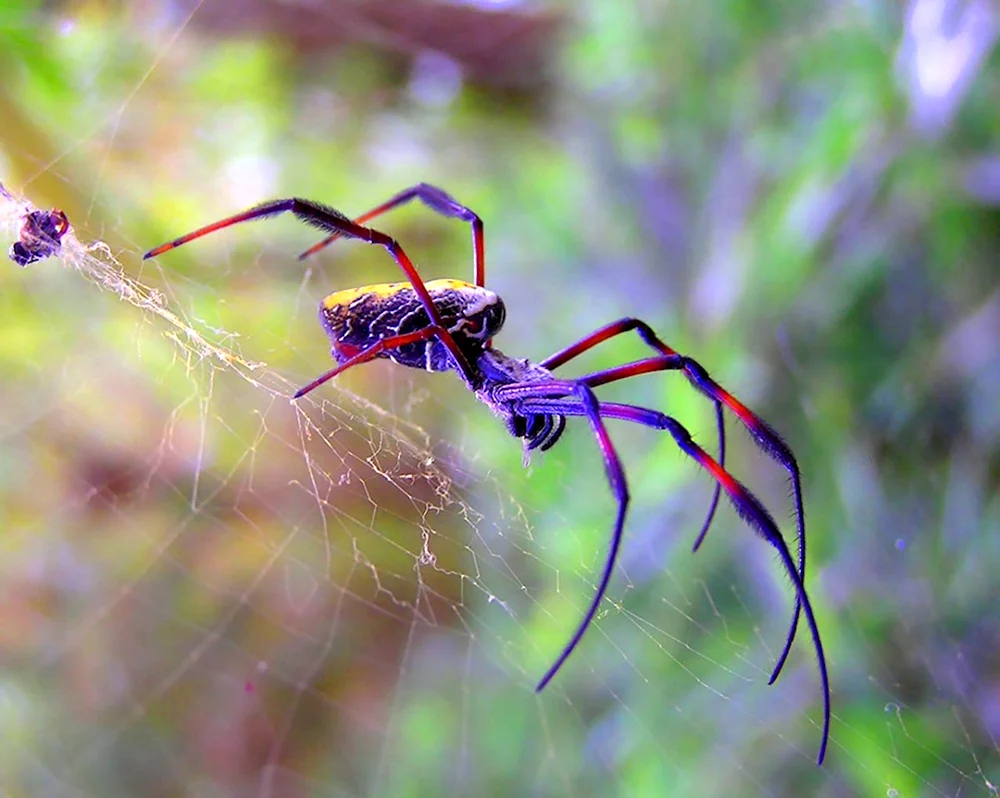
(142, 198), (477, 385)
(293, 325), (450, 398)
(572, 347), (807, 687)
(515, 395), (829, 765)
(490, 379), (629, 693)
(298, 183), (486, 288)
(538, 317), (725, 564)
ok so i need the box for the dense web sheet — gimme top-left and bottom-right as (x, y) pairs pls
(3, 3), (1000, 796)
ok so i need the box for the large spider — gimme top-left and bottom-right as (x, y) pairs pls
(144, 183), (830, 763)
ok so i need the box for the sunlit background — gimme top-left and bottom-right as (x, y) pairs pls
(2, 1), (999, 796)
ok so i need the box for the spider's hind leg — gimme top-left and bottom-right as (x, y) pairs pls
(298, 183), (486, 286)
(517, 394), (830, 765)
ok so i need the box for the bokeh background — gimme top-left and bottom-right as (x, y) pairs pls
(2, 1), (1000, 796)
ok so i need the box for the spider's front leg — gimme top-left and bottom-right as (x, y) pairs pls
(539, 319), (727, 571)
(513, 392), (831, 765)
(490, 378), (630, 692)
(542, 317), (807, 687)
(577, 351), (807, 686)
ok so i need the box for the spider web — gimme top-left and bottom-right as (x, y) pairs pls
(2, 2), (1000, 797)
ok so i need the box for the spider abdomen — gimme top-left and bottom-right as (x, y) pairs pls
(319, 278), (505, 372)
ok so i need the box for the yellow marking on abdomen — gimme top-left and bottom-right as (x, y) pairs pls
(322, 278), (478, 310)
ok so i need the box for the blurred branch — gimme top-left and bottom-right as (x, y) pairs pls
(896, 0), (998, 139)
(187, 0), (565, 91)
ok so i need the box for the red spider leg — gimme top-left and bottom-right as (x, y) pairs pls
(539, 317), (725, 556)
(517, 395), (830, 764)
(297, 183), (486, 287)
(143, 198), (476, 384)
(492, 380), (630, 696)
(577, 352), (807, 687)
(293, 325), (450, 398)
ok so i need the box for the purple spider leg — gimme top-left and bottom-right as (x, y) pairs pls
(292, 325), (452, 399)
(538, 317), (726, 556)
(491, 380), (630, 695)
(297, 183), (486, 287)
(516, 396), (830, 765)
(143, 198), (477, 385)
(578, 354), (807, 687)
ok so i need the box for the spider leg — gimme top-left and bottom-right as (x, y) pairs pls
(539, 317), (726, 558)
(297, 183), (486, 287)
(293, 325), (451, 398)
(143, 198), (476, 384)
(516, 395), (830, 766)
(491, 380), (630, 696)
(578, 353), (807, 687)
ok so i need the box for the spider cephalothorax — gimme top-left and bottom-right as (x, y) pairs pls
(474, 348), (568, 454)
(145, 182), (830, 764)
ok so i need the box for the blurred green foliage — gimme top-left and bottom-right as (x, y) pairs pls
(2, 0), (1000, 796)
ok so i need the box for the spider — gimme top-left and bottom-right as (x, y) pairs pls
(144, 183), (830, 764)
(1, 183), (70, 267)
